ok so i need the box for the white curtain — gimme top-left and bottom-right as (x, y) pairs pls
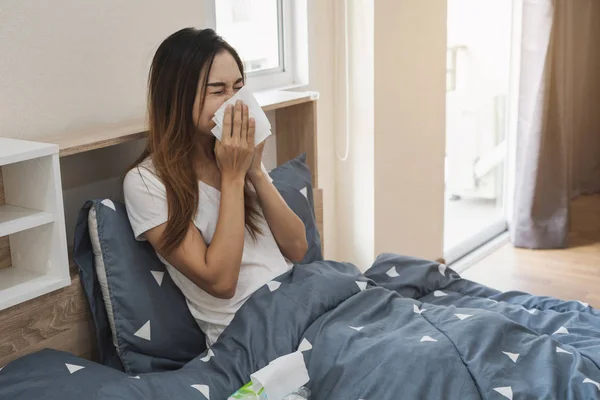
(332, 0), (375, 266)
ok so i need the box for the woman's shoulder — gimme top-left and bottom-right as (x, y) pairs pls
(123, 157), (165, 196)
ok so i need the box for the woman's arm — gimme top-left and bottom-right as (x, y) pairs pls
(248, 152), (308, 263)
(145, 177), (246, 299)
(146, 102), (255, 299)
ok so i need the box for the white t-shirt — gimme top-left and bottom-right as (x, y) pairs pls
(123, 157), (292, 347)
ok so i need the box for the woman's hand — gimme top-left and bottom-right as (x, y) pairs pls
(248, 141), (266, 180)
(215, 101), (256, 182)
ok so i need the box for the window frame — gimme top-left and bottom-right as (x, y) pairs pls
(205, 0), (308, 92)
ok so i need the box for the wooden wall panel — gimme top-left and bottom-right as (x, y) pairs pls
(0, 272), (97, 367)
(275, 102), (319, 187)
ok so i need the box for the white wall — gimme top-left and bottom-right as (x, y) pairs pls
(0, 1), (208, 139)
(307, 0), (338, 260)
(0, 0), (339, 256)
(373, 0), (446, 261)
(0, 0), (210, 244)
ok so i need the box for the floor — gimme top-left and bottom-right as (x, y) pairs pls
(462, 194), (600, 308)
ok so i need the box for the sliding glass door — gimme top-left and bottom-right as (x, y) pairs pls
(444, 0), (520, 263)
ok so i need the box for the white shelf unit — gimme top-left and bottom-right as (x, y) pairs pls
(0, 137), (70, 311)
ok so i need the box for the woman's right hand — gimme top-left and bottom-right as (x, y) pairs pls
(215, 100), (256, 182)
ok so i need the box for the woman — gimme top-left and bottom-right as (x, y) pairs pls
(123, 27), (308, 347)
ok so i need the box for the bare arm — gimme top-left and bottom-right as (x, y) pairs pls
(145, 101), (255, 299)
(144, 178), (246, 299)
(248, 147), (308, 263)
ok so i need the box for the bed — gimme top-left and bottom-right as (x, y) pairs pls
(2, 253), (600, 399)
(2, 93), (600, 399)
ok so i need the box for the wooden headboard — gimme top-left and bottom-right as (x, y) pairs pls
(0, 91), (322, 367)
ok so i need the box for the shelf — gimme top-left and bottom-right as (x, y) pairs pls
(0, 267), (70, 310)
(23, 90), (319, 157)
(0, 138), (58, 167)
(32, 121), (148, 158)
(0, 205), (54, 237)
(255, 90), (319, 112)
(0, 138), (72, 311)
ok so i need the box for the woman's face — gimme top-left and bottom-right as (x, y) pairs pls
(193, 50), (244, 136)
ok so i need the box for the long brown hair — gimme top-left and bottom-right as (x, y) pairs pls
(130, 28), (262, 255)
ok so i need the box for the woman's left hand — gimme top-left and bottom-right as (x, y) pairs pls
(248, 141), (266, 179)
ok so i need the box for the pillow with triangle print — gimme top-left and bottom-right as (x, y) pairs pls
(268, 153), (323, 264)
(73, 199), (207, 375)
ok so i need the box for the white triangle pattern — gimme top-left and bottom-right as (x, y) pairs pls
(502, 351), (519, 363)
(413, 304), (426, 314)
(420, 336), (437, 342)
(192, 384), (210, 399)
(438, 264), (447, 277)
(267, 281), (281, 292)
(134, 321), (151, 341)
(151, 271), (164, 286)
(386, 267), (399, 278)
(434, 290), (447, 297)
(455, 314), (473, 320)
(493, 386), (513, 399)
(526, 308), (538, 315)
(355, 281), (367, 291)
(299, 338), (313, 352)
(200, 349), (215, 362)
(583, 377), (600, 391)
(300, 187), (308, 198)
(349, 326), (364, 332)
(578, 301), (589, 308)
(66, 363), (85, 374)
(101, 199), (116, 211)
(553, 326), (569, 335)
(556, 347), (572, 355)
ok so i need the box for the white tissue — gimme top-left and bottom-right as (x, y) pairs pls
(211, 86), (272, 146)
(250, 351), (310, 400)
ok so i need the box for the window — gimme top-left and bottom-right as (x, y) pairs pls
(215, 0), (283, 74)
(209, 0), (308, 91)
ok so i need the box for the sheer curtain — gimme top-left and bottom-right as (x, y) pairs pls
(511, 0), (600, 249)
(332, 0), (375, 266)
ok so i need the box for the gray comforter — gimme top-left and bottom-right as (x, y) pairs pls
(2, 254), (600, 399)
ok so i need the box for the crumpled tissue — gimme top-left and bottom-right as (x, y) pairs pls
(250, 351), (310, 400)
(211, 86), (272, 146)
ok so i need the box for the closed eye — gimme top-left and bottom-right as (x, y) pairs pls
(211, 86), (243, 95)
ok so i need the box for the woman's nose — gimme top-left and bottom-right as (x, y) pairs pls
(222, 89), (236, 102)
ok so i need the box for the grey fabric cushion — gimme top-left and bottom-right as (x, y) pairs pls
(269, 154), (323, 263)
(73, 199), (207, 374)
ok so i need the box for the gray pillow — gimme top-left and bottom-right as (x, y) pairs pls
(269, 154), (323, 263)
(73, 199), (207, 374)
